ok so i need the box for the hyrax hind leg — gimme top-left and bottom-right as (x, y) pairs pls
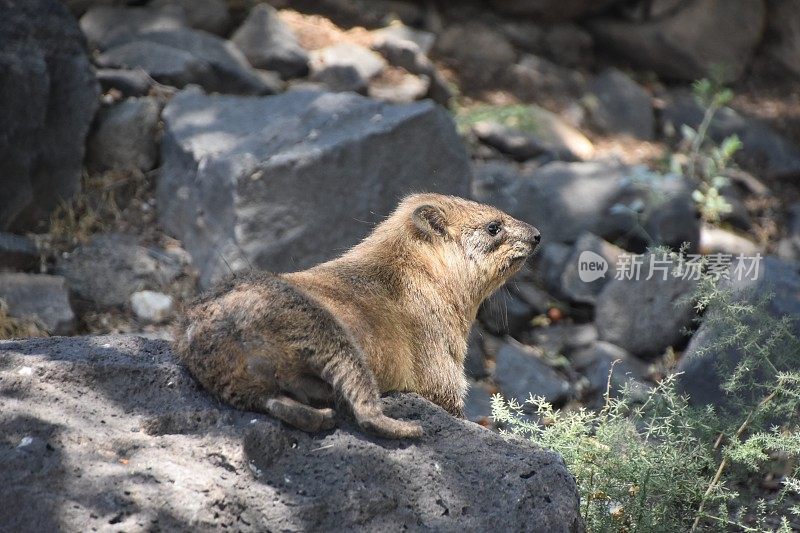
(266, 277), (423, 439)
(264, 395), (336, 432)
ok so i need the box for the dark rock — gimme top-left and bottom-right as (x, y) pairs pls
(0, 335), (584, 532)
(435, 23), (516, 86)
(763, 0), (800, 79)
(159, 88), (470, 287)
(372, 22), (436, 55)
(528, 242), (573, 298)
(372, 35), (452, 106)
(494, 341), (572, 405)
(586, 68), (654, 140)
(465, 380), (495, 422)
(98, 29), (275, 95)
(96, 68), (152, 97)
(478, 290), (535, 338)
(662, 91), (800, 179)
(777, 203), (800, 262)
(488, 0), (623, 21)
(589, 0), (765, 82)
(560, 233), (624, 305)
(87, 97), (161, 173)
(310, 43), (387, 93)
(0, 0), (100, 232)
(151, 0), (230, 35)
(0, 233), (38, 272)
(465, 326), (490, 379)
(472, 109), (594, 162)
(596, 254), (696, 359)
(531, 323), (598, 357)
(368, 69), (429, 103)
(80, 5), (187, 50)
(474, 160), (691, 247)
(284, 0), (425, 29)
(506, 54), (585, 104)
(511, 281), (552, 315)
(541, 24), (594, 67)
(572, 341), (650, 400)
(57, 234), (182, 309)
(231, 4), (309, 80)
(0, 274), (75, 335)
(699, 224), (761, 256)
(677, 256), (800, 409)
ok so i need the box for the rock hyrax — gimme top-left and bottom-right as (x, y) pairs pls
(174, 194), (540, 438)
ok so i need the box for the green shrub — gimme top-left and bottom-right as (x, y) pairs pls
(493, 269), (800, 532)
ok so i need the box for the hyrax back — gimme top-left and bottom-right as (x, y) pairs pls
(174, 194), (540, 439)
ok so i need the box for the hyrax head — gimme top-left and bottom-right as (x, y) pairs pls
(399, 193), (540, 298)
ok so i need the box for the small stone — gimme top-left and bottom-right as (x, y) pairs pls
(472, 106), (594, 162)
(586, 68), (654, 139)
(531, 323), (598, 357)
(87, 97), (161, 173)
(130, 291), (174, 324)
(494, 341), (572, 406)
(699, 224), (761, 256)
(560, 232), (624, 304)
(310, 43), (387, 93)
(96, 69), (152, 98)
(368, 69), (429, 103)
(80, 5), (187, 50)
(596, 254), (697, 359)
(478, 290), (534, 338)
(0, 273), (75, 335)
(151, 0), (230, 35)
(98, 28), (275, 95)
(57, 234), (182, 309)
(231, 4), (309, 80)
(572, 341), (650, 402)
(0, 233), (38, 272)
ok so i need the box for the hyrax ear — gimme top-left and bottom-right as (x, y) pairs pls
(411, 204), (447, 239)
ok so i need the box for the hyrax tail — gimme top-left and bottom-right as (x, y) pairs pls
(271, 277), (422, 439)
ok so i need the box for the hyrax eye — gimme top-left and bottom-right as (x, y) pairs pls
(485, 221), (502, 236)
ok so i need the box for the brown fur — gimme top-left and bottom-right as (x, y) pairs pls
(174, 194), (540, 438)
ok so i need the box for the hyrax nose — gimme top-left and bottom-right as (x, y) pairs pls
(522, 223), (541, 246)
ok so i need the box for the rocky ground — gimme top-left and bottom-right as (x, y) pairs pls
(2, 0), (800, 530)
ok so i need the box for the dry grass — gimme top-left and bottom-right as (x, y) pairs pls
(0, 299), (47, 340)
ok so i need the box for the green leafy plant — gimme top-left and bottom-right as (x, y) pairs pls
(454, 104), (543, 135)
(672, 77), (742, 223)
(494, 267), (800, 532)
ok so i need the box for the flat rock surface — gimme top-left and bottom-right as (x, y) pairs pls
(0, 335), (583, 532)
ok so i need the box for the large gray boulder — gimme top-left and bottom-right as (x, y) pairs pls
(589, 0), (766, 82)
(158, 88), (470, 287)
(0, 0), (100, 232)
(0, 335), (584, 532)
